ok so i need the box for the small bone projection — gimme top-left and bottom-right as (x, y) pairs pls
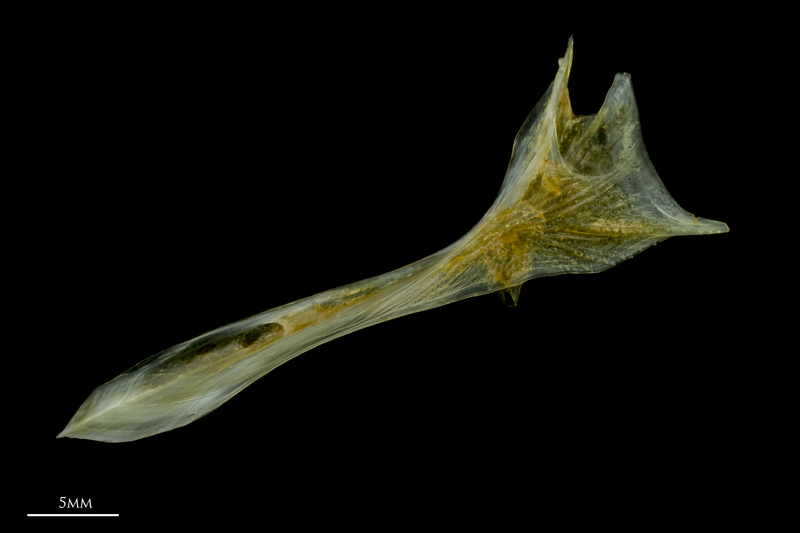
(58, 38), (728, 442)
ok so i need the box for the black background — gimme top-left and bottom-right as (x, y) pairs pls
(13, 7), (754, 528)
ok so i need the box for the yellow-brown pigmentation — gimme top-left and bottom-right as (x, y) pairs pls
(140, 323), (285, 389)
(313, 286), (379, 315)
(278, 285), (383, 335)
(58, 38), (729, 443)
(423, 103), (682, 297)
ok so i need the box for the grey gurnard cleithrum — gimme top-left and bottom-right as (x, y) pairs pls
(59, 38), (728, 442)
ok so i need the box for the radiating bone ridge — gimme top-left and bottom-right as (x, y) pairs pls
(58, 38), (728, 442)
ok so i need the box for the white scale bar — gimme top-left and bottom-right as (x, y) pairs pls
(28, 514), (119, 517)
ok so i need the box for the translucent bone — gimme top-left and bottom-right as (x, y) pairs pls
(58, 38), (728, 442)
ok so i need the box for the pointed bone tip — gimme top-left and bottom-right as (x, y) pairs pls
(564, 36), (574, 60)
(668, 217), (729, 236)
(695, 218), (730, 234)
(606, 73), (633, 96)
(56, 424), (110, 442)
(658, 216), (729, 237)
(56, 419), (80, 438)
(57, 418), (85, 440)
(557, 37), (575, 80)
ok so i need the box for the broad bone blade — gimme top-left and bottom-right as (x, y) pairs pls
(58, 38), (728, 442)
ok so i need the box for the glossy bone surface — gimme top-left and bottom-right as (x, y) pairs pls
(58, 38), (727, 442)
